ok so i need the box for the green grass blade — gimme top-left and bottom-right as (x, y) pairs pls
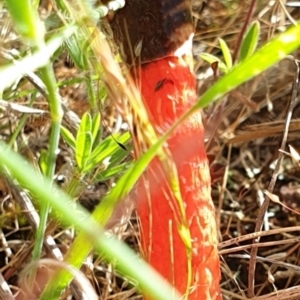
(4, 0), (42, 42)
(0, 142), (181, 300)
(75, 112), (92, 171)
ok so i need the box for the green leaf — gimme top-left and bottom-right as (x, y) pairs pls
(219, 38), (232, 69)
(91, 113), (101, 143)
(239, 20), (260, 61)
(64, 34), (85, 70)
(61, 126), (76, 149)
(93, 143), (132, 182)
(38, 149), (48, 175)
(199, 53), (228, 73)
(83, 132), (130, 173)
(75, 113), (92, 171)
(76, 132), (92, 171)
(95, 162), (131, 181)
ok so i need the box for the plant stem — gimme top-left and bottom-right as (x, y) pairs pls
(31, 62), (63, 261)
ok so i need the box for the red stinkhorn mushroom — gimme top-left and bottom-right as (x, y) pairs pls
(110, 1), (221, 299)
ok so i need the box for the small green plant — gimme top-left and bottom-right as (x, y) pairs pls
(200, 20), (260, 73)
(61, 112), (130, 177)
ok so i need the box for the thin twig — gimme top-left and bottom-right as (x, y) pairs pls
(24, 72), (80, 132)
(232, 0), (257, 63)
(219, 225), (300, 249)
(222, 285), (300, 300)
(220, 237), (300, 255)
(234, 254), (300, 274)
(248, 59), (300, 298)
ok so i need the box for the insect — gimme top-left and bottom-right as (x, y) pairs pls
(154, 78), (174, 92)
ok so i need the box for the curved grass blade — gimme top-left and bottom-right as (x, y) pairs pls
(0, 142), (181, 300)
(4, 0), (42, 42)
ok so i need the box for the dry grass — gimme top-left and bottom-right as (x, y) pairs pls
(1, 0), (300, 299)
(199, 1), (300, 299)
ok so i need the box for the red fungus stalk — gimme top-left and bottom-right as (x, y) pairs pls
(110, 1), (221, 299)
